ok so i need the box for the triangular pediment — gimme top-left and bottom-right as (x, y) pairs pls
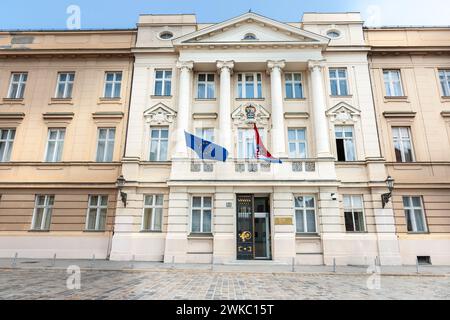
(173, 12), (329, 46)
(232, 103), (271, 126)
(144, 103), (177, 125)
(326, 102), (361, 123)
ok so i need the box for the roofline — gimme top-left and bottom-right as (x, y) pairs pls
(0, 28), (137, 34)
(364, 26), (450, 30)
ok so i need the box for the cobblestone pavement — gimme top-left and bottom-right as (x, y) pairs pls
(0, 268), (449, 300)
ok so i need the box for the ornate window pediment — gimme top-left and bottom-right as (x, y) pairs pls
(144, 103), (177, 125)
(326, 102), (361, 124)
(232, 103), (270, 126)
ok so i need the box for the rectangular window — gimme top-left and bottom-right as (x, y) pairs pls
(335, 126), (356, 161)
(150, 127), (169, 161)
(329, 68), (348, 96)
(154, 70), (172, 96)
(197, 73), (215, 99)
(384, 70), (404, 97)
(86, 195), (108, 231)
(237, 128), (265, 159)
(104, 72), (122, 98)
(0, 129), (15, 162)
(191, 196), (212, 233)
(288, 128), (307, 159)
(55, 72), (75, 99)
(343, 195), (366, 232)
(295, 196), (316, 234)
(392, 127), (414, 162)
(285, 73), (303, 99)
(237, 73), (262, 99)
(195, 128), (215, 142)
(96, 128), (115, 162)
(403, 196), (427, 233)
(31, 195), (54, 231)
(7, 72), (28, 99)
(142, 195), (163, 232)
(439, 70), (450, 97)
(45, 129), (65, 163)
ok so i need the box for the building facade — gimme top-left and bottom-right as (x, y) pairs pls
(0, 30), (135, 259)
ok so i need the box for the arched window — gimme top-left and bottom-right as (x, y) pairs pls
(159, 31), (174, 40)
(326, 30), (341, 39)
(243, 33), (257, 40)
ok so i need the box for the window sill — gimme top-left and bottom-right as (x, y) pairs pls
(98, 97), (122, 104)
(28, 229), (50, 233)
(49, 98), (73, 105)
(407, 232), (430, 235)
(1, 98), (25, 105)
(140, 230), (163, 233)
(188, 233), (213, 240)
(384, 96), (409, 102)
(330, 95), (353, 98)
(296, 233), (320, 239)
(440, 96), (450, 102)
(345, 231), (368, 234)
(284, 98), (306, 101)
(83, 230), (107, 233)
(195, 98), (217, 101)
(151, 95), (172, 99)
(235, 98), (265, 101)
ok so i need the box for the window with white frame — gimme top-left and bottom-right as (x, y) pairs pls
(288, 128), (307, 159)
(154, 70), (172, 96)
(55, 72), (75, 99)
(191, 196), (212, 233)
(438, 70), (450, 97)
(285, 73), (303, 99)
(237, 128), (265, 159)
(295, 196), (316, 234)
(104, 72), (122, 98)
(383, 70), (404, 97)
(237, 73), (262, 99)
(335, 126), (356, 161)
(343, 195), (366, 232)
(142, 194), (163, 231)
(403, 196), (427, 233)
(195, 128), (215, 142)
(31, 195), (54, 231)
(392, 127), (414, 162)
(329, 68), (349, 96)
(86, 195), (108, 231)
(96, 128), (115, 162)
(149, 127), (169, 161)
(7, 72), (28, 99)
(45, 129), (65, 162)
(197, 73), (215, 99)
(0, 129), (15, 162)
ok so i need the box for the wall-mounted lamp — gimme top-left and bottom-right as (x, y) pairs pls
(116, 175), (127, 207)
(381, 176), (395, 209)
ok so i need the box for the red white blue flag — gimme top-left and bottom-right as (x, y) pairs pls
(253, 124), (282, 164)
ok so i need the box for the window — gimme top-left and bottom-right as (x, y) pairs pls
(7, 72), (27, 99)
(104, 72), (122, 98)
(31, 195), (54, 231)
(0, 129), (15, 162)
(197, 73), (215, 99)
(243, 33), (257, 40)
(237, 128), (265, 159)
(329, 68), (348, 96)
(150, 127), (169, 161)
(191, 196), (212, 233)
(237, 73), (262, 99)
(327, 30), (341, 39)
(154, 70), (172, 96)
(295, 196), (316, 234)
(159, 31), (173, 40)
(96, 128), (115, 162)
(45, 129), (65, 162)
(403, 196), (427, 233)
(55, 72), (75, 99)
(439, 70), (450, 97)
(384, 70), (404, 97)
(195, 128), (215, 142)
(86, 195), (108, 231)
(335, 126), (356, 161)
(285, 73), (303, 99)
(392, 127), (414, 162)
(142, 195), (163, 231)
(288, 128), (307, 159)
(343, 195), (366, 232)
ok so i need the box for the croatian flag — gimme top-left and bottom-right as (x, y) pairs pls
(185, 131), (229, 162)
(253, 124), (282, 164)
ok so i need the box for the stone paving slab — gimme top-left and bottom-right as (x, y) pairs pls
(0, 268), (449, 300)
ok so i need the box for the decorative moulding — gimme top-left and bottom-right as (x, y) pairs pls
(232, 103), (270, 126)
(284, 112), (309, 119)
(441, 111), (450, 118)
(383, 111), (417, 119)
(42, 112), (75, 121)
(144, 102), (177, 125)
(0, 112), (25, 121)
(193, 113), (218, 120)
(92, 111), (124, 120)
(326, 102), (361, 123)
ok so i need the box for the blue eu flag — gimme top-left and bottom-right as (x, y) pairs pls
(185, 131), (229, 162)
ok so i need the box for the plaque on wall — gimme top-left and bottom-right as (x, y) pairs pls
(275, 217), (293, 225)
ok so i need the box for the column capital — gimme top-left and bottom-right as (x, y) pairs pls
(216, 60), (235, 71)
(176, 60), (194, 71)
(308, 60), (326, 72)
(267, 60), (286, 72)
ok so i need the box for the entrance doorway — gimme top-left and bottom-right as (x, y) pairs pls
(236, 195), (271, 260)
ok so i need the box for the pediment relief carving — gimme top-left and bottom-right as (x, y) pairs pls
(232, 103), (270, 126)
(144, 103), (177, 125)
(326, 102), (361, 124)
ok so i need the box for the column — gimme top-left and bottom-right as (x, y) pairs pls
(268, 60), (287, 158)
(174, 60), (194, 158)
(217, 61), (234, 154)
(309, 60), (331, 158)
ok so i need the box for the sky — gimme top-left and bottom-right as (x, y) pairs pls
(0, 0), (449, 30)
